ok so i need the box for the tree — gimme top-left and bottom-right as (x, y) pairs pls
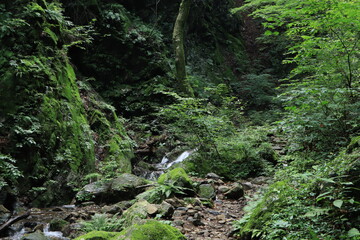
(173, 0), (194, 96)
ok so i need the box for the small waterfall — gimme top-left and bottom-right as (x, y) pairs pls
(144, 149), (195, 180)
(44, 223), (70, 239)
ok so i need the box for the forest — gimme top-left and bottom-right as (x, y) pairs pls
(0, 0), (359, 239)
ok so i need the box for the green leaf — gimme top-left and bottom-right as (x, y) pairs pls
(333, 200), (343, 208)
(348, 228), (360, 237)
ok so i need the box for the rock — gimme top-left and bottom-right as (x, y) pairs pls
(173, 220), (185, 227)
(146, 204), (158, 215)
(241, 182), (253, 190)
(224, 182), (244, 199)
(101, 204), (122, 215)
(116, 220), (186, 240)
(157, 201), (174, 219)
(76, 173), (148, 204)
(0, 204), (11, 225)
(165, 197), (186, 208)
(111, 173), (148, 197)
(21, 230), (49, 240)
(198, 183), (216, 199)
(49, 218), (69, 231)
(73, 231), (120, 240)
(205, 173), (221, 180)
(251, 176), (270, 185)
(158, 168), (193, 190)
(218, 185), (231, 193)
(121, 200), (150, 227)
(76, 181), (111, 204)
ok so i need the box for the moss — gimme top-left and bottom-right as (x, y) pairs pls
(74, 231), (120, 240)
(121, 200), (150, 227)
(157, 168), (193, 189)
(116, 220), (186, 240)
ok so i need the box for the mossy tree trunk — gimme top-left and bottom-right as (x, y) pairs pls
(173, 0), (194, 97)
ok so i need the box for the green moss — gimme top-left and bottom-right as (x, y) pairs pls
(121, 200), (149, 227)
(74, 231), (120, 240)
(158, 168), (193, 189)
(116, 220), (186, 240)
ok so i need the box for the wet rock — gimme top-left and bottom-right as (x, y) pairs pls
(224, 182), (244, 199)
(0, 204), (11, 225)
(49, 218), (69, 231)
(198, 183), (216, 199)
(76, 181), (111, 204)
(21, 230), (49, 240)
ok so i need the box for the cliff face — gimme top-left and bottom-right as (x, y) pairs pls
(0, 0), (133, 207)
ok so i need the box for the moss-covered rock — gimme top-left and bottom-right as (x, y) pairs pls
(116, 220), (186, 240)
(74, 231), (120, 240)
(49, 218), (69, 231)
(158, 168), (193, 189)
(121, 200), (150, 227)
(198, 183), (216, 200)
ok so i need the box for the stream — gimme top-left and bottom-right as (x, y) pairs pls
(142, 149), (196, 180)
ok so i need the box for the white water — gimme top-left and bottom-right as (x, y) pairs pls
(143, 149), (195, 180)
(44, 223), (70, 239)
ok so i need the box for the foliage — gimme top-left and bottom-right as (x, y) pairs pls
(234, 138), (360, 239)
(158, 90), (275, 180)
(81, 213), (124, 233)
(235, 0), (360, 155)
(0, 154), (22, 189)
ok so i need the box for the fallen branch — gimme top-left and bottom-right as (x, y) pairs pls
(0, 211), (30, 233)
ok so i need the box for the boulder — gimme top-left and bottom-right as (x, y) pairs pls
(76, 173), (148, 204)
(116, 220), (186, 240)
(224, 182), (244, 199)
(205, 172), (221, 180)
(73, 231), (120, 240)
(157, 201), (174, 219)
(21, 230), (49, 240)
(158, 168), (193, 190)
(198, 184), (216, 199)
(121, 200), (151, 227)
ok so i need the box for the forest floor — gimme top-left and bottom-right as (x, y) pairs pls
(172, 176), (269, 240)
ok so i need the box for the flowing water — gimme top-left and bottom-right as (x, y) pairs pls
(143, 149), (196, 180)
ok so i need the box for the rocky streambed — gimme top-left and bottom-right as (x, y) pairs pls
(0, 169), (269, 240)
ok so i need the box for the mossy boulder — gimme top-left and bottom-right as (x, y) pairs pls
(21, 231), (49, 240)
(49, 218), (69, 231)
(74, 231), (120, 240)
(158, 168), (193, 190)
(121, 200), (151, 227)
(116, 220), (186, 240)
(76, 174), (148, 204)
(198, 183), (216, 199)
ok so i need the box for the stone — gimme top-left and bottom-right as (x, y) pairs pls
(116, 220), (186, 240)
(76, 173), (148, 204)
(198, 183), (216, 199)
(241, 182), (253, 191)
(73, 231), (120, 240)
(121, 200), (150, 227)
(218, 185), (231, 193)
(21, 230), (49, 240)
(158, 168), (193, 190)
(49, 218), (69, 231)
(101, 204), (122, 215)
(146, 204), (158, 215)
(205, 172), (221, 179)
(157, 201), (174, 219)
(224, 182), (244, 199)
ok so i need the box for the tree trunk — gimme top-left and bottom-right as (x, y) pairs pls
(173, 0), (194, 97)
